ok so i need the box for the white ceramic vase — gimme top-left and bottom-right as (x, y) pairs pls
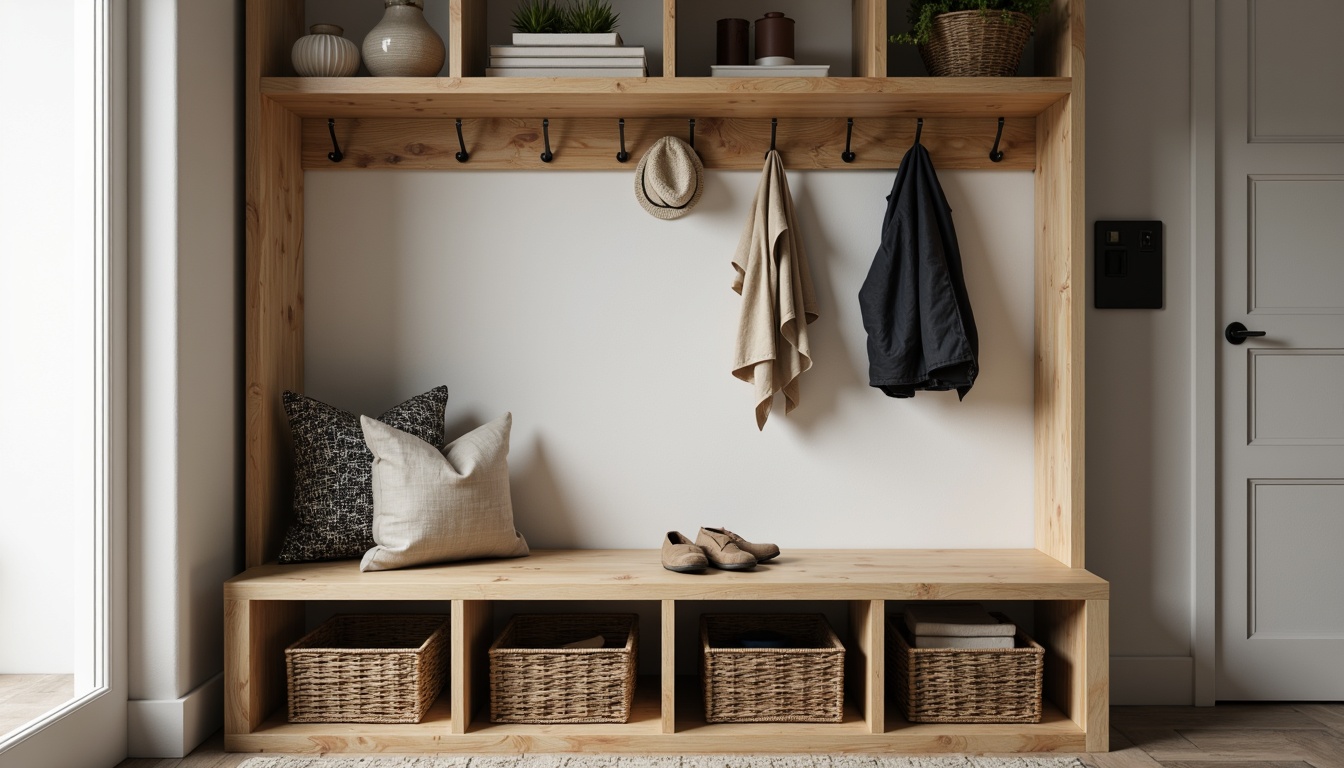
(292, 24), (360, 77)
(362, 0), (445, 77)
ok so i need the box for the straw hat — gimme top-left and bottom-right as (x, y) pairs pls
(634, 136), (704, 220)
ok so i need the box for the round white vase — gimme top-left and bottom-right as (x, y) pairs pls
(292, 24), (360, 77)
(362, 0), (445, 77)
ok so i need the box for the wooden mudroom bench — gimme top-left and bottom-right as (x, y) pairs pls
(224, 548), (1107, 754)
(239, 0), (1098, 755)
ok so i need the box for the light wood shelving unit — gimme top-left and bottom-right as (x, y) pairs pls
(233, 0), (1102, 755)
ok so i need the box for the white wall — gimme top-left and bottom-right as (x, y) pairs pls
(304, 168), (1037, 549)
(303, 2), (1038, 556)
(126, 0), (239, 755)
(0, 1), (78, 677)
(1084, 0), (1198, 704)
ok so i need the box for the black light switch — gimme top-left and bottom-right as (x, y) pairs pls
(1095, 220), (1163, 309)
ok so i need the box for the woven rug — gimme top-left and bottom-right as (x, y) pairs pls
(239, 756), (1086, 768)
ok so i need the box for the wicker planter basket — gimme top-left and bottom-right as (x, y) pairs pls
(285, 614), (450, 724)
(888, 613), (1043, 723)
(919, 10), (1034, 77)
(701, 614), (846, 723)
(489, 613), (638, 724)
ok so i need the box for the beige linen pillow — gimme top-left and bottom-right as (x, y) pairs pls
(359, 412), (529, 572)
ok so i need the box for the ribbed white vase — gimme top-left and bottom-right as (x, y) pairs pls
(292, 24), (360, 77)
(362, 0), (445, 77)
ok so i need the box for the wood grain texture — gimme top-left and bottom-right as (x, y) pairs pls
(1035, 599), (1107, 751)
(1032, 0), (1085, 571)
(450, 599), (490, 734)
(847, 600), (884, 734)
(1297, 703), (1344, 734)
(1171, 729), (1344, 763)
(1087, 729), (1167, 768)
(1112, 705), (1327, 732)
(246, 0), (305, 568)
(226, 696), (454, 753)
(449, 0), (488, 78)
(227, 728), (1085, 754)
(661, 600), (675, 734)
(851, 0), (887, 77)
(304, 115), (1035, 171)
(245, 97), (304, 568)
(1035, 0), (1086, 79)
(246, 0), (301, 80)
(261, 76), (1072, 119)
(225, 549), (1109, 602)
(1032, 96), (1084, 568)
(662, 0), (676, 77)
(1085, 599), (1109, 752)
(223, 599), (303, 736)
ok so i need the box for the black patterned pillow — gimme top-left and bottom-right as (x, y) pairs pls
(277, 386), (448, 563)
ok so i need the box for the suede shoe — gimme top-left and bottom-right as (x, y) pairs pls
(695, 527), (757, 570)
(704, 526), (780, 563)
(661, 531), (708, 573)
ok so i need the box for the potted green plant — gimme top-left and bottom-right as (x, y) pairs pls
(510, 0), (566, 35)
(890, 0), (1051, 77)
(562, 0), (620, 35)
(511, 0), (622, 46)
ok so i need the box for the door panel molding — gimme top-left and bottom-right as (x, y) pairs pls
(1247, 479), (1344, 639)
(1249, 350), (1344, 445)
(1248, 0), (1344, 143)
(1247, 175), (1344, 313)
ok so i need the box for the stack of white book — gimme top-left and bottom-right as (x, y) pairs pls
(486, 33), (647, 77)
(903, 603), (1018, 649)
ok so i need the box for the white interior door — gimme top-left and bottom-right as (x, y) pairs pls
(1217, 0), (1344, 700)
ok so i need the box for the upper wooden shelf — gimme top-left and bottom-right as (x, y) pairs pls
(259, 76), (1073, 119)
(225, 548), (1109, 602)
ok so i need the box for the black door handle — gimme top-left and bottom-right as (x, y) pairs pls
(1225, 321), (1267, 345)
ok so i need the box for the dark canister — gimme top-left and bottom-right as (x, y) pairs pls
(754, 11), (795, 65)
(716, 18), (749, 66)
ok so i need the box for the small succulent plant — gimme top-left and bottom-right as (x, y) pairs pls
(511, 0), (620, 35)
(511, 0), (566, 34)
(562, 0), (620, 35)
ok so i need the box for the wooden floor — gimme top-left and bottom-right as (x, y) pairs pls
(113, 704), (1344, 768)
(0, 674), (74, 741)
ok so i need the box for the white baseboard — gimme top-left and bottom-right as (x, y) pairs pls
(126, 672), (223, 758)
(1111, 656), (1194, 705)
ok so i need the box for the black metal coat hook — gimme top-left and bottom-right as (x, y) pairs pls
(455, 118), (469, 163)
(842, 117), (856, 163)
(989, 116), (1005, 163)
(326, 118), (343, 163)
(914, 117), (923, 147)
(540, 118), (553, 163)
(688, 118), (696, 150)
(765, 117), (778, 159)
(616, 119), (629, 163)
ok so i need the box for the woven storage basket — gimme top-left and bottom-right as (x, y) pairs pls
(285, 614), (449, 724)
(701, 613), (846, 723)
(918, 10), (1034, 77)
(489, 613), (638, 723)
(888, 613), (1043, 723)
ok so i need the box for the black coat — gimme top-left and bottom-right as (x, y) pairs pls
(858, 142), (979, 399)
